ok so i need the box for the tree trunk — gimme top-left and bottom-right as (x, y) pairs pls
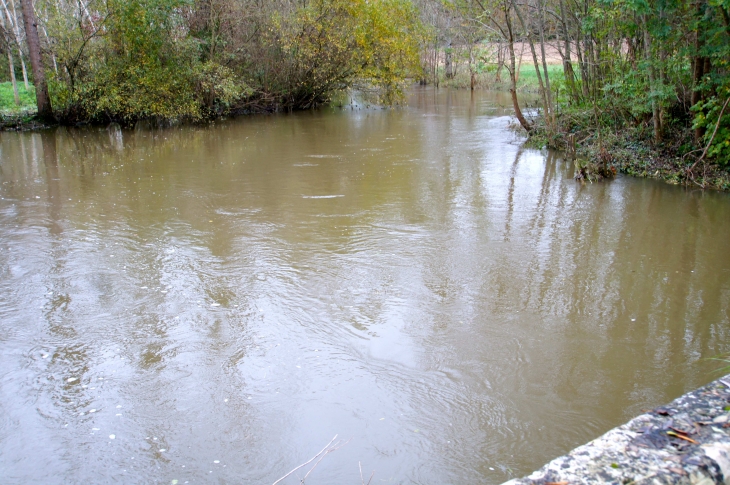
(514, 0), (551, 131)
(0, 6), (19, 104)
(558, 0), (579, 102)
(515, 41), (525, 82)
(504, 0), (531, 132)
(537, 0), (555, 128)
(19, 50), (28, 88)
(20, 0), (52, 120)
(433, 44), (439, 87)
(445, 41), (453, 79)
(6, 0), (29, 89)
(642, 16), (661, 143)
(495, 41), (503, 83)
(7, 50), (20, 105)
(692, 1), (707, 144)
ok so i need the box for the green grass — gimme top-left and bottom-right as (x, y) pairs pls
(436, 62), (569, 93)
(516, 64), (565, 91)
(0, 81), (37, 115)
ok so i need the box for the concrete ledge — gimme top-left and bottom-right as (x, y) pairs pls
(504, 375), (730, 485)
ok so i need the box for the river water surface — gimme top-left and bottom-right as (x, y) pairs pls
(1, 88), (730, 484)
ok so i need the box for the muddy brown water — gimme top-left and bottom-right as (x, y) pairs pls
(1, 88), (730, 484)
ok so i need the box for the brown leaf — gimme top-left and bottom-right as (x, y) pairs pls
(546, 482), (569, 485)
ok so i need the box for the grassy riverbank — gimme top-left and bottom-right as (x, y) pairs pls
(524, 108), (730, 191)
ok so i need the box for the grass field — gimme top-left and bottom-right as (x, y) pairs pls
(436, 62), (570, 93)
(517, 64), (565, 88)
(0, 82), (37, 115)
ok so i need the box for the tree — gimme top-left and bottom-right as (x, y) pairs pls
(20, 0), (52, 120)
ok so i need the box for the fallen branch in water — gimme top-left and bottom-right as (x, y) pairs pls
(271, 434), (350, 485)
(299, 437), (350, 483)
(359, 461), (374, 485)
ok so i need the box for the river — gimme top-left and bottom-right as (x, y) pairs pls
(1, 88), (729, 484)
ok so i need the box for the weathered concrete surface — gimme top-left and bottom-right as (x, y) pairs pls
(504, 375), (730, 485)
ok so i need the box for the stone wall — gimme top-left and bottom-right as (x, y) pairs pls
(504, 376), (730, 485)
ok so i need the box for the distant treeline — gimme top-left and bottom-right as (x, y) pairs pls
(1, 0), (728, 167)
(0, 0), (422, 122)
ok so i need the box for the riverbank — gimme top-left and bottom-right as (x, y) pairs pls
(3, 80), (728, 191)
(504, 375), (730, 485)
(521, 111), (730, 191)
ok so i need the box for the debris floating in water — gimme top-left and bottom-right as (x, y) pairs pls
(214, 460), (220, 464)
(301, 195), (345, 199)
(109, 434), (116, 440)
(67, 377), (78, 383)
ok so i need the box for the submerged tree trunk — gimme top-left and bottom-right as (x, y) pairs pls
(20, 0), (53, 120)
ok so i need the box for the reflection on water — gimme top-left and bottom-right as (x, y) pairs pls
(1, 88), (729, 484)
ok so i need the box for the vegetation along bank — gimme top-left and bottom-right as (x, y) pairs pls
(1, 0), (729, 188)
